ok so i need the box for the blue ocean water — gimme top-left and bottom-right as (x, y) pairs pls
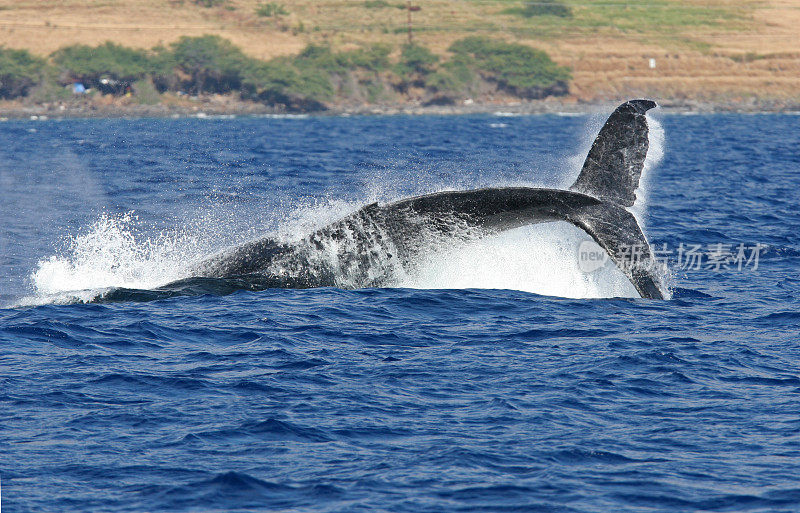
(1, 111), (799, 512)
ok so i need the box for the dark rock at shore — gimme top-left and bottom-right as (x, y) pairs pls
(1, 96), (799, 120)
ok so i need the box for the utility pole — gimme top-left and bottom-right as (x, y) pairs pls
(406, 2), (420, 45)
(407, 1), (412, 44)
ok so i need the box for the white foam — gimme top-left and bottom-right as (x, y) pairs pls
(17, 108), (668, 305)
(21, 213), (207, 305)
(399, 222), (639, 299)
(18, 191), (662, 305)
(631, 113), (665, 225)
(274, 198), (367, 243)
(19, 207), (646, 304)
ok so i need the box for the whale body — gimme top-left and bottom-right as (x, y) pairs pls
(193, 99), (666, 299)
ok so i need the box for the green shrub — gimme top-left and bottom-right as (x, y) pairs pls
(363, 0), (403, 8)
(148, 45), (179, 92)
(170, 35), (253, 94)
(242, 60), (330, 111)
(449, 37), (570, 98)
(240, 43), (392, 110)
(51, 42), (153, 89)
(426, 54), (477, 96)
(26, 71), (73, 103)
(193, 0), (228, 7)
(394, 43), (439, 89)
(4, 35), (573, 108)
(293, 44), (346, 73)
(255, 2), (288, 17)
(396, 44), (439, 76)
(0, 47), (47, 99)
(365, 80), (389, 103)
(729, 52), (764, 63)
(133, 77), (161, 104)
(342, 44), (391, 73)
(503, 1), (572, 18)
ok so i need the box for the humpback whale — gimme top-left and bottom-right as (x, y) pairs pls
(193, 99), (666, 299)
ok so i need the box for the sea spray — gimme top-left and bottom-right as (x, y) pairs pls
(26, 213), (205, 304)
(23, 200), (661, 303)
(19, 110), (668, 304)
(631, 114), (665, 226)
(401, 222), (640, 299)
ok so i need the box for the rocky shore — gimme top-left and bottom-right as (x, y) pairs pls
(1, 94), (799, 121)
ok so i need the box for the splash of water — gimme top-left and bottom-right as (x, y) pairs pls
(631, 115), (665, 225)
(21, 207), (648, 305)
(22, 213), (207, 305)
(401, 222), (640, 299)
(20, 111), (667, 304)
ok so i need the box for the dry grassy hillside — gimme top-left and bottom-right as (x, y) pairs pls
(0, 0), (798, 103)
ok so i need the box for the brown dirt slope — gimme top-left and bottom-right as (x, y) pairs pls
(0, 0), (797, 103)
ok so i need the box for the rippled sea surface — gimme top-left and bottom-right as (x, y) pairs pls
(1, 112), (799, 512)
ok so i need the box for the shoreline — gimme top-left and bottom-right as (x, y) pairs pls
(2, 96), (799, 120)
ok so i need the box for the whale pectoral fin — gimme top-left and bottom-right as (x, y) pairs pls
(568, 204), (665, 299)
(570, 99), (657, 208)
